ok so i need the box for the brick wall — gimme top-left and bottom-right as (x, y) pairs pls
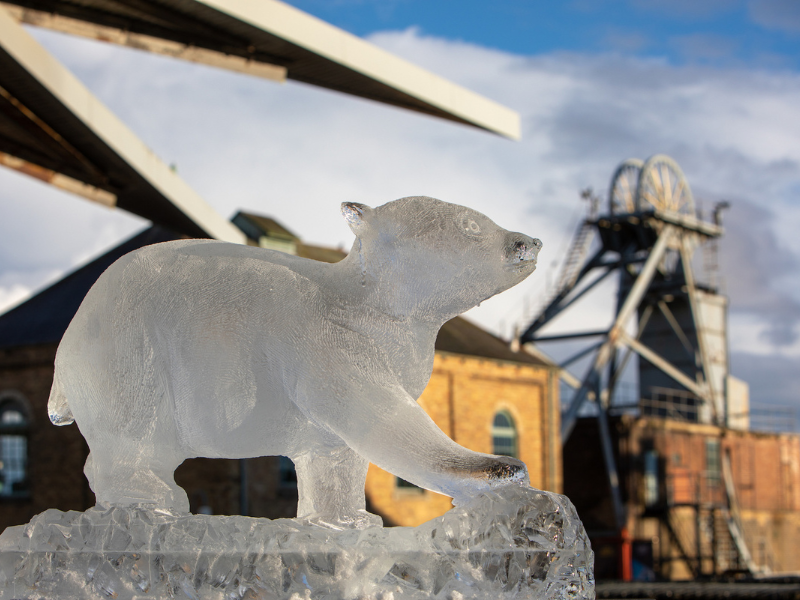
(566, 415), (800, 579)
(0, 343), (91, 532)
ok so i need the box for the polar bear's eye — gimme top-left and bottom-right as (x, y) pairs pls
(459, 215), (482, 237)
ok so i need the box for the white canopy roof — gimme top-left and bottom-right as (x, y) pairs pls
(0, 0), (520, 240)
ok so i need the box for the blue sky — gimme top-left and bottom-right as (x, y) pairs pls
(285, 0), (800, 69)
(2, 1), (800, 417)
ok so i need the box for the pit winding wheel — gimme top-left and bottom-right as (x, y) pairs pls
(608, 154), (695, 216)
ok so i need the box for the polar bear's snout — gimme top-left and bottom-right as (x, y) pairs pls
(504, 233), (542, 268)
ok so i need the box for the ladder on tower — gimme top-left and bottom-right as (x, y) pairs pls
(722, 454), (759, 574)
(713, 507), (738, 573)
(525, 219), (596, 327)
(555, 220), (596, 296)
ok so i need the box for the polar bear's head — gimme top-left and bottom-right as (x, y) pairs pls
(342, 197), (541, 320)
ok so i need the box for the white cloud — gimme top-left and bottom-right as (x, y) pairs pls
(0, 165), (147, 314)
(0, 283), (32, 314)
(2, 26), (800, 405)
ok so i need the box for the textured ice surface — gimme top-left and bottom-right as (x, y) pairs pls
(47, 197), (542, 524)
(0, 485), (593, 600)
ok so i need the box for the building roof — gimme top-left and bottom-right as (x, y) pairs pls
(233, 212), (299, 242)
(1, 0), (520, 140)
(294, 242), (347, 264)
(0, 212), (546, 367)
(436, 316), (547, 366)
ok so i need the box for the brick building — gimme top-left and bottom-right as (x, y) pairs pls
(0, 216), (559, 532)
(565, 414), (800, 580)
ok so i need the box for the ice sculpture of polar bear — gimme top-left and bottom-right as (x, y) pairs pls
(48, 197), (542, 528)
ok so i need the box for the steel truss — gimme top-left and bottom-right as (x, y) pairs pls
(521, 156), (725, 531)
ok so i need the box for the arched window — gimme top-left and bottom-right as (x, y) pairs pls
(0, 396), (30, 498)
(492, 411), (517, 458)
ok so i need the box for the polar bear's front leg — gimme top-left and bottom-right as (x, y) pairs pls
(294, 445), (383, 529)
(301, 382), (529, 505)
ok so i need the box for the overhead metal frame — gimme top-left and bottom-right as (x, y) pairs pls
(0, 0), (520, 139)
(0, 4), (246, 241)
(1, 2), (288, 82)
(0, 0), (521, 241)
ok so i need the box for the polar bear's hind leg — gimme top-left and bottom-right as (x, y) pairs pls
(86, 440), (189, 513)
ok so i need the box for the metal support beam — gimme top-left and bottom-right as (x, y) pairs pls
(680, 237), (720, 424)
(521, 343), (582, 388)
(606, 304), (654, 405)
(527, 269), (613, 338)
(617, 330), (707, 400)
(561, 340), (604, 368)
(595, 387), (626, 530)
(0, 84), (107, 184)
(561, 368), (597, 442)
(201, 0), (521, 139)
(611, 227), (676, 333)
(0, 6), (246, 242)
(522, 247), (610, 341)
(695, 505), (703, 576)
(561, 225), (677, 441)
(658, 299), (697, 362)
(532, 329), (609, 342)
(722, 452), (757, 574)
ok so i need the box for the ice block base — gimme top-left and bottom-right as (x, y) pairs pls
(0, 485), (593, 600)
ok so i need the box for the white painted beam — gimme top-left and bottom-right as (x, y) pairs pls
(561, 226), (676, 441)
(197, 0), (521, 140)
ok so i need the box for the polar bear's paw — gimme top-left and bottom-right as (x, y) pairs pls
(485, 456), (529, 487)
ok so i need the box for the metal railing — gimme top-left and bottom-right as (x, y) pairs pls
(563, 381), (799, 435)
(639, 387), (701, 423)
(749, 404), (797, 433)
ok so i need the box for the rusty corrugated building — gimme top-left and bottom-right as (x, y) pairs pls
(565, 415), (800, 580)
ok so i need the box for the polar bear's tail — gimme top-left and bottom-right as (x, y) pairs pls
(48, 375), (74, 426)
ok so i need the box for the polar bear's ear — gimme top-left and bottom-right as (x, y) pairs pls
(341, 202), (373, 235)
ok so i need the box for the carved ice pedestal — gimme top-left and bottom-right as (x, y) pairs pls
(0, 486), (593, 600)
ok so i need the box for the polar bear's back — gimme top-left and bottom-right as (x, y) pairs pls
(54, 239), (328, 456)
(66, 239), (321, 350)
